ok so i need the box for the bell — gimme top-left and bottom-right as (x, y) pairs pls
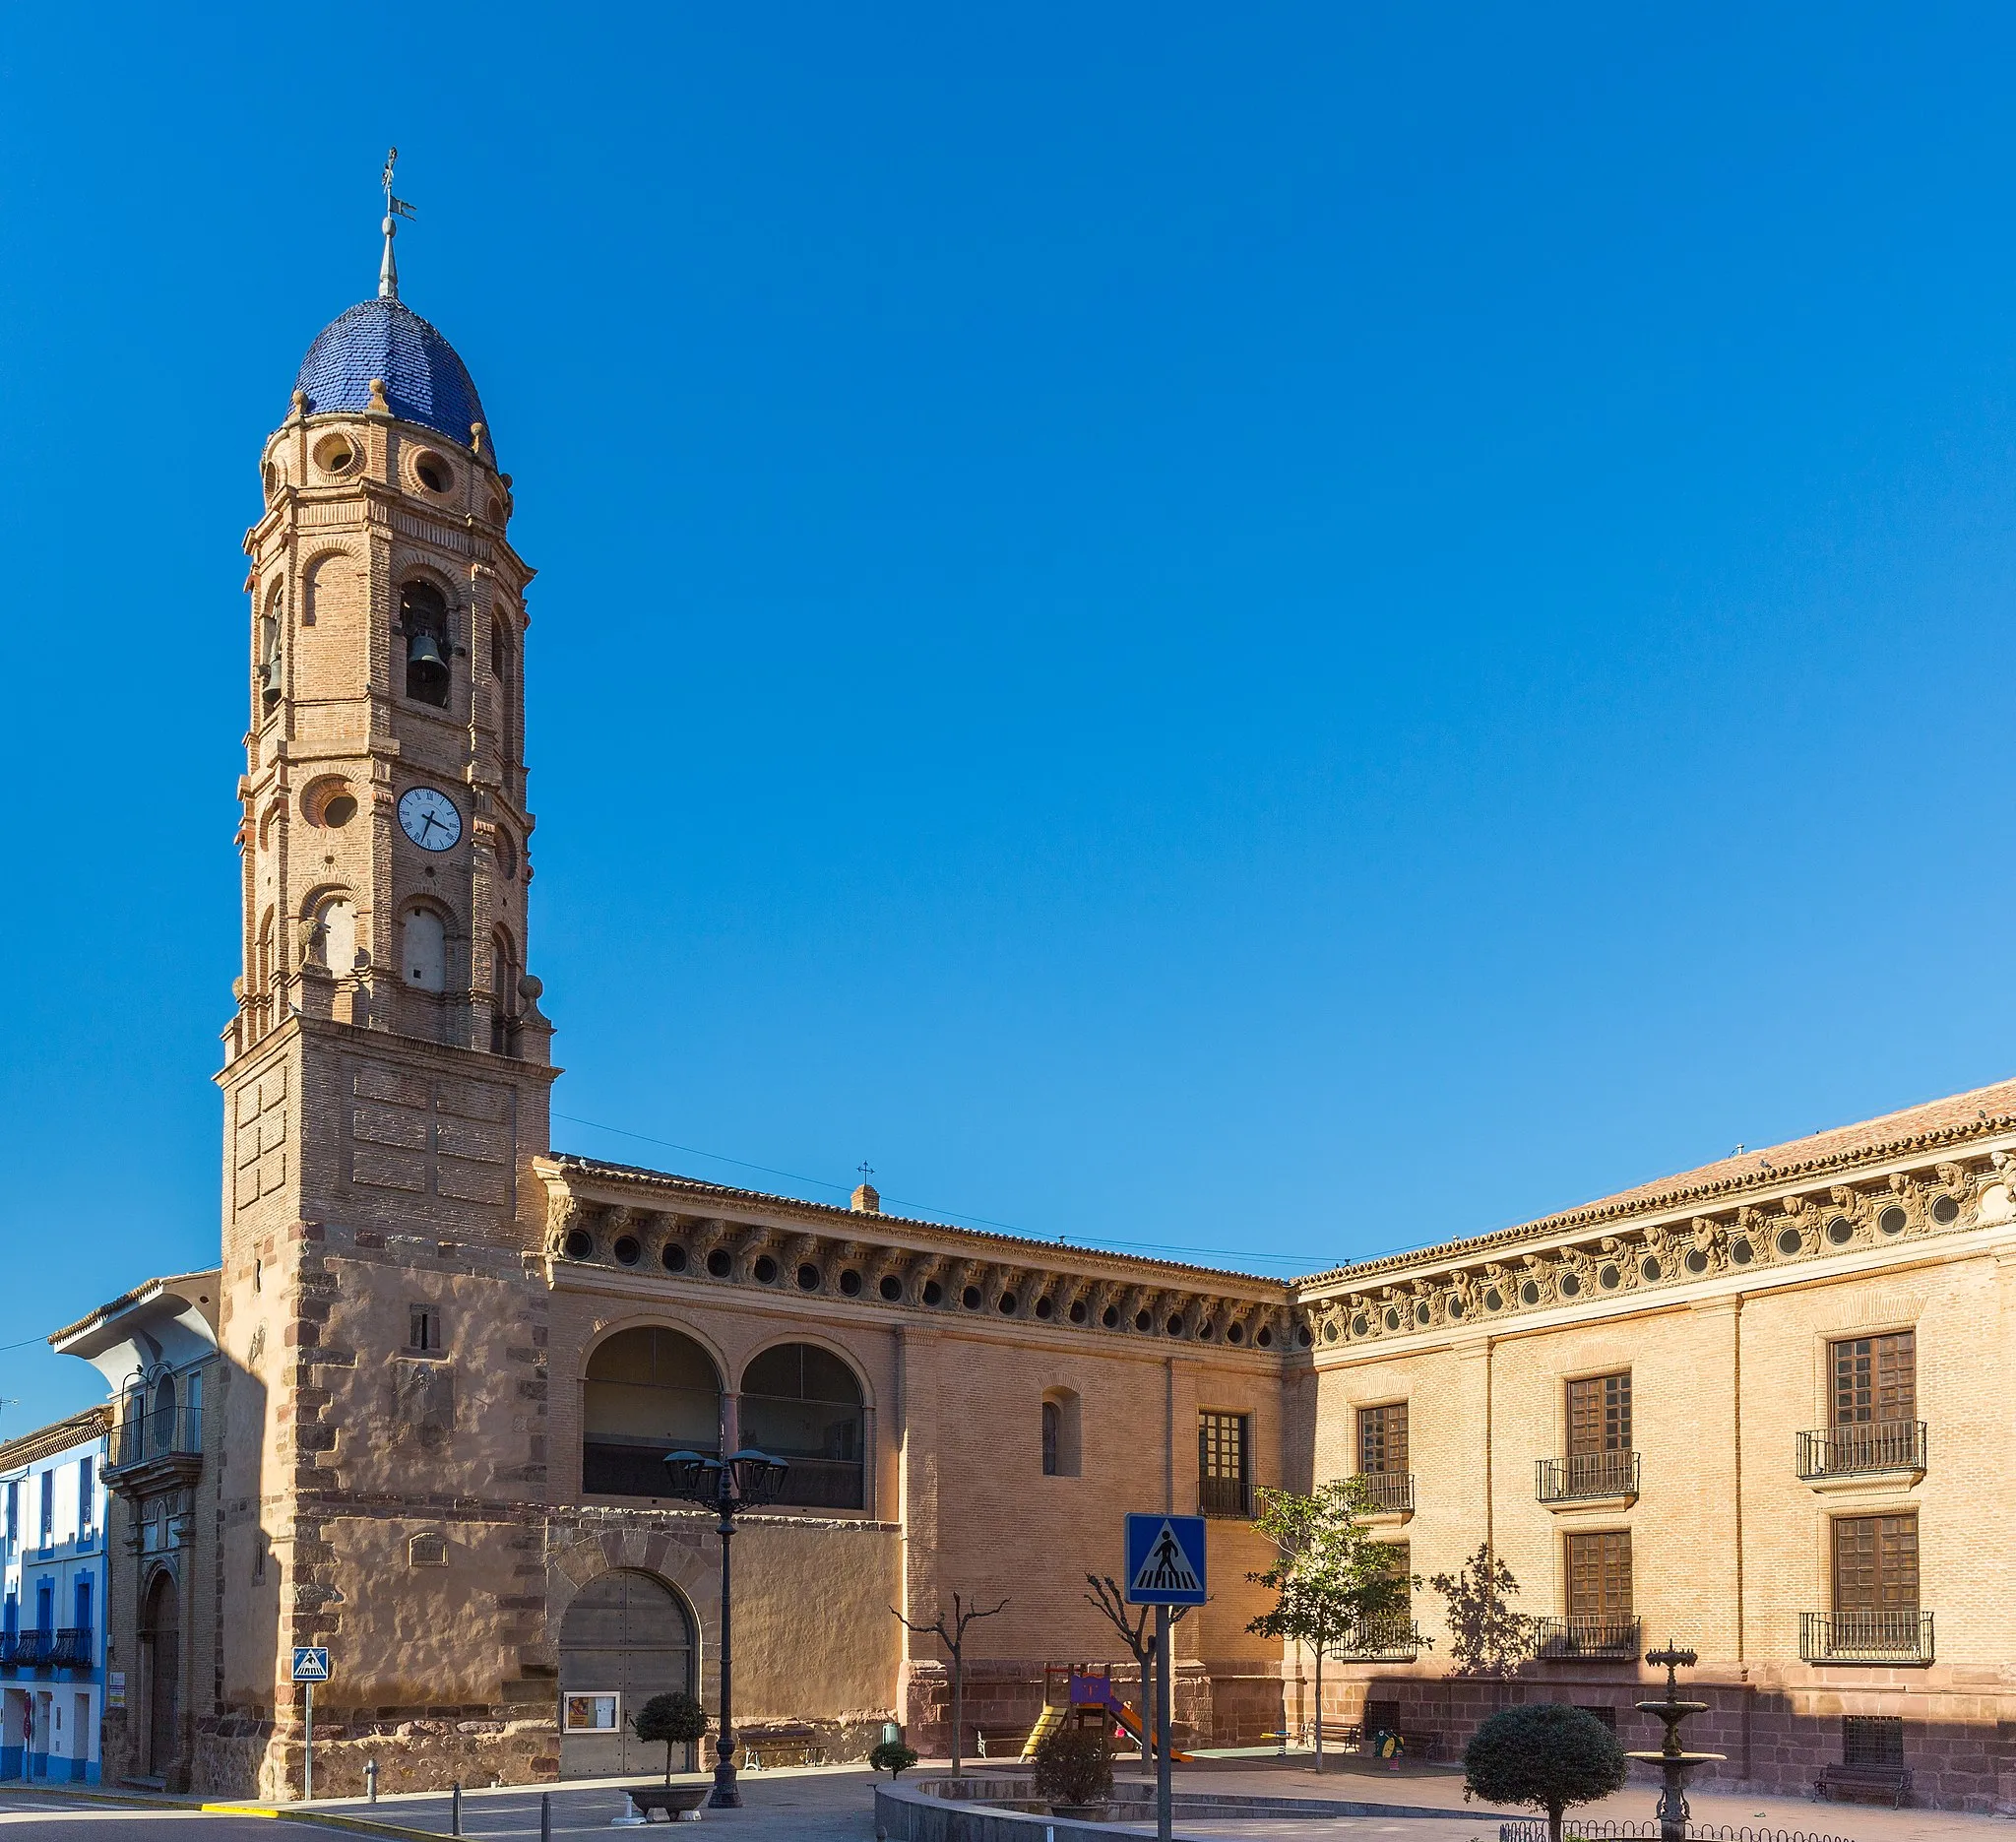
(407, 627), (449, 700)
(407, 629), (446, 670)
(259, 653), (283, 709)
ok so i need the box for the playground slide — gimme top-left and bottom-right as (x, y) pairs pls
(1020, 1704), (1064, 1759)
(1106, 1696), (1194, 1763)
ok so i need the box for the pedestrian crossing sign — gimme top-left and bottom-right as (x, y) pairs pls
(1123, 1512), (1208, 1605)
(291, 1647), (331, 1683)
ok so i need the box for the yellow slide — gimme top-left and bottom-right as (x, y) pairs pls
(1021, 1702), (1065, 1758)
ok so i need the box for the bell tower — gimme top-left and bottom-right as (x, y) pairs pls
(205, 168), (564, 1799)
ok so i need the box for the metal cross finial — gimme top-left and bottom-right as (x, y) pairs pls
(857, 1162), (874, 1180)
(378, 148), (416, 301)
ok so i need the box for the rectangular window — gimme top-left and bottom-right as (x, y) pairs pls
(1567, 1372), (1632, 1453)
(1357, 1402), (1409, 1475)
(409, 1304), (442, 1354)
(1832, 1332), (1916, 1426)
(1380, 1540), (1413, 1611)
(1833, 1513), (1919, 1615)
(1566, 1530), (1633, 1621)
(1198, 1411), (1250, 1517)
(1577, 1705), (1619, 1734)
(73, 1576), (91, 1634)
(3, 1594), (16, 1640)
(1842, 1715), (1905, 1767)
(34, 1582), (52, 1633)
(37, 1474), (52, 1544)
(5, 1481), (15, 1544)
(77, 1458), (93, 1535)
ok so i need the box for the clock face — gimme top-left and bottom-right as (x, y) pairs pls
(398, 786), (463, 852)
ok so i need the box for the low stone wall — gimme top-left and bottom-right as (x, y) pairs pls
(194, 1715), (560, 1802)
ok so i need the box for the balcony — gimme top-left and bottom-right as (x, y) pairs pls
(1199, 1475), (1252, 1519)
(1800, 1610), (1934, 1666)
(49, 1627), (94, 1668)
(1796, 1422), (1926, 1488)
(0, 1631), (52, 1668)
(1331, 1609), (1424, 1661)
(106, 1406), (203, 1491)
(1533, 1616), (1642, 1662)
(1536, 1450), (1640, 1508)
(1350, 1471), (1415, 1521)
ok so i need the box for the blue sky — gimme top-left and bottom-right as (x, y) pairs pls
(4, 6), (2016, 1429)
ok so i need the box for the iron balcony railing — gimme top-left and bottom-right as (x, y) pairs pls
(1800, 1610), (1934, 1664)
(1331, 1610), (1424, 1661)
(49, 1627), (94, 1668)
(1351, 1471), (1416, 1514)
(1533, 1616), (1642, 1661)
(107, 1406), (203, 1472)
(1199, 1475), (1252, 1519)
(1536, 1450), (1640, 1502)
(1796, 1422), (1927, 1480)
(3, 1631), (52, 1667)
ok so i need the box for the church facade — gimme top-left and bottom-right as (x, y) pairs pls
(47, 230), (2016, 1810)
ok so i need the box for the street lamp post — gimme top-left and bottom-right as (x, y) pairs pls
(662, 1446), (788, 1810)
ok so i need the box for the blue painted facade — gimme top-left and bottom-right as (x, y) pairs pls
(293, 298), (493, 457)
(0, 1413), (109, 1784)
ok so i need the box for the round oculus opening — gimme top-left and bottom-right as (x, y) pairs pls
(839, 1269), (862, 1297)
(1777, 1228), (1803, 1257)
(413, 453), (452, 494)
(1351, 1314), (1367, 1337)
(1034, 1296), (1054, 1320)
(1560, 1272), (1581, 1298)
(1000, 1293), (1019, 1315)
(1383, 1307), (1401, 1331)
(1878, 1204), (1908, 1236)
(562, 1230), (593, 1261)
(1197, 1320), (1213, 1339)
(1483, 1288), (1503, 1312)
(1069, 1300), (1089, 1324)
(1416, 1301), (1432, 1323)
(796, 1263), (821, 1291)
(1683, 1248), (1708, 1274)
(322, 794), (357, 827)
(1930, 1193), (1960, 1225)
(878, 1274), (903, 1302)
(1729, 1238), (1752, 1265)
(921, 1280), (943, 1306)
(751, 1254), (778, 1284)
(662, 1244), (688, 1274)
(1825, 1215), (1855, 1245)
(1101, 1304), (1119, 1328)
(706, 1248), (731, 1278)
(1226, 1322), (1244, 1344)
(1598, 1263), (1620, 1290)
(314, 434), (356, 475)
(1166, 1313), (1185, 1337)
(962, 1286), (982, 1311)
(1640, 1256), (1662, 1283)
(611, 1236), (641, 1267)
(1134, 1310), (1153, 1332)
(1447, 1296), (1465, 1319)
(1323, 1321), (1339, 1342)
(1519, 1281), (1541, 1305)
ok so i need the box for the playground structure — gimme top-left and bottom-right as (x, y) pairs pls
(1019, 1663), (1194, 1762)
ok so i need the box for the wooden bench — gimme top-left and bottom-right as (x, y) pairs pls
(737, 1725), (825, 1770)
(1313, 1721), (1362, 1750)
(972, 1726), (1033, 1759)
(1814, 1761), (1912, 1807)
(621, 1785), (710, 1821)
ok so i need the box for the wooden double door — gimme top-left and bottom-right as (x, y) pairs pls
(558, 1571), (697, 1779)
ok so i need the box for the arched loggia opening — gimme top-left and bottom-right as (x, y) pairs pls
(739, 1344), (865, 1511)
(582, 1328), (722, 1499)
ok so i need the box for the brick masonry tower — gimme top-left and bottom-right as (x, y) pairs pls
(205, 186), (563, 1796)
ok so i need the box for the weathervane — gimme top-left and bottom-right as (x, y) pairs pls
(379, 148), (417, 301)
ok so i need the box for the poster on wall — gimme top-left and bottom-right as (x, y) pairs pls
(562, 1692), (619, 1733)
(106, 1672), (126, 1711)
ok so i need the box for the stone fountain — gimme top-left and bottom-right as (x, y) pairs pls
(1627, 1642), (1725, 1842)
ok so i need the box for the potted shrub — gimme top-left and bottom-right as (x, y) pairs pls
(868, 1739), (920, 1778)
(1032, 1721), (1114, 1818)
(626, 1691), (713, 1818)
(1464, 1703), (1628, 1842)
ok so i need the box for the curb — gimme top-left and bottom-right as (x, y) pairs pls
(201, 1806), (445, 1841)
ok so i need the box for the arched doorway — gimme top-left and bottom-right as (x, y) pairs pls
(140, 1570), (180, 1780)
(558, 1570), (696, 1778)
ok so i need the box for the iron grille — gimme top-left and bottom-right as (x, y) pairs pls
(1537, 1449), (1640, 1500)
(1796, 1422), (1926, 1480)
(1800, 1610), (1932, 1664)
(1533, 1615), (1641, 1660)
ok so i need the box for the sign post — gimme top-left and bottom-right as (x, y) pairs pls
(292, 1647), (331, 1801)
(1123, 1513), (1207, 1842)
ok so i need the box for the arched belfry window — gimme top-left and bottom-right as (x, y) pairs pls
(490, 927), (521, 1054)
(258, 585), (284, 714)
(402, 908), (447, 992)
(401, 580), (451, 708)
(583, 1327), (724, 1498)
(740, 1345), (865, 1511)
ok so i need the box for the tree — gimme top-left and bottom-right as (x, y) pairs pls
(1464, 1702), (1629, 1842)
(1246, 1481), (1418, 1774)
(1427, 1542), (1531, 1678)
(890, 1590), (1009, 1774)
(1083, 1574), (1191, 1763)
(628, 1691), (708, 1786)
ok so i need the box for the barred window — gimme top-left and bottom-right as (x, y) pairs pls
(1357, 1402), (1409, 1475)
(1842, 1715), (1904, 1767)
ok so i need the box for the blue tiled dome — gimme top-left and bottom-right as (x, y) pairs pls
(293, 298), (491, 458)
